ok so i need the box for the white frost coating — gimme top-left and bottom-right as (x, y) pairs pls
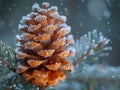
(0, 61), (2, 64)
(68, 47), (76, 55)
(63, 37), (67, 45)
(20, 16), (30, 24)
(32, 3), (40, 11)
(103, 47), (112, 51)
(66, 26), (71, 33)
(54, 37), (66, 45)
(60, 26), (71, 34)
(92, 39), (95, 46)
(16, 34), (21, 40)
(42, 2), (50, 7)
(25, 42), (35, 50)
(48, 6), (58, 11)
(28, 25), (34, 32)
(17, 64), (28, 69)
(27, 12), (37, 18)
(84, 34), (87, 38)
(60, 15), (67, 22)
(39, 9), (47, 13)
(27, 12), (34, 17)
(34, 15), (47, 22)
(99, 32), (104, 42)
(0, 60), (3, 66)
(89, 49), (95, 55)
(18, 24), (28, 30)
(92, 29), (97, 34)
(67, 34), (74, 43)
(19, 33), (32, 40)
(16, 42), (23, 47)
(6, 72), (16, 78)
(60, 23), (67, 27)
(28, 24), (41, 32)
(104, 39), (110, 45)
(73, 30), (111, 61)
(15, 48), (22, 54)
(50, 12), (60, 19)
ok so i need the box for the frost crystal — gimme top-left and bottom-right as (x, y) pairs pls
(34, 15), (47, 22)
(68, 47), (76, 57)
(39, 9), (47, 13)
(32, 3), (40, 11)
(60, 23), (68, 27)
(50, 12), (60, 19)
(16, 42), (23, 47)
(49, 6), (58, 11)
(42, 2), (50, 7)
(60, 15), (67, 22)
(16, 35), (21, 40)
(20, 16), (30, 24)
(28, 24), (41, 32)
(67, 34), (74, 43)
(27, 12), (38, 18)
(104, 39), (110, 45)
(18, 24), (28, 30)
(60, 26), (71, 34)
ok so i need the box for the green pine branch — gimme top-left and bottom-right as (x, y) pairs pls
(72, 30), (112, 66)
(0, 40), (16, 71)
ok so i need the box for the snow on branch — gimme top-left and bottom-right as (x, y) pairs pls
(0, 41), (18, 89)
(54, 65), (120, 90)
(69, 64), (120, 82)
(72, 30), (112, 66)
(0, 41), (16, 72)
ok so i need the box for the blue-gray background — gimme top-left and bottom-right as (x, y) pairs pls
(0, 0), (120, 66)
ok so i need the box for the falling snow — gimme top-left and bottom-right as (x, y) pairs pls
(0, 1), (120, 90)
(82, 0), (85, 3)
(9, 8), (11, 11)
(13, 3), (16, 7)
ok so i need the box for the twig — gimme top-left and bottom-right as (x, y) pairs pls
(89, 84), (93, 90)
(6, 86), (11, 90)
(0, 58), (16, 72)
(73, 40), (105, 66)
(39, 87), (45, 90)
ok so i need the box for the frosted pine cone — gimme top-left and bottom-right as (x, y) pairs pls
(16, 2), (74, 88)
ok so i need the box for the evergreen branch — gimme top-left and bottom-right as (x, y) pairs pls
(0, 58), (16, 72)
(73, 40), (106, 66)
(54, 65), (120, 90)
(68, 64), (120, 82)
(72, 30), (111, 66)
(0, 40), (17, 70)
(71, 77), (119, 83)
(0, 40), (15, 59)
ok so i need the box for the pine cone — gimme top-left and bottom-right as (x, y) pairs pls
(16, 2), (74, 88)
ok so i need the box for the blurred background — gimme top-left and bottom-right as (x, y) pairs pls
(0, 0), (120, 66)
